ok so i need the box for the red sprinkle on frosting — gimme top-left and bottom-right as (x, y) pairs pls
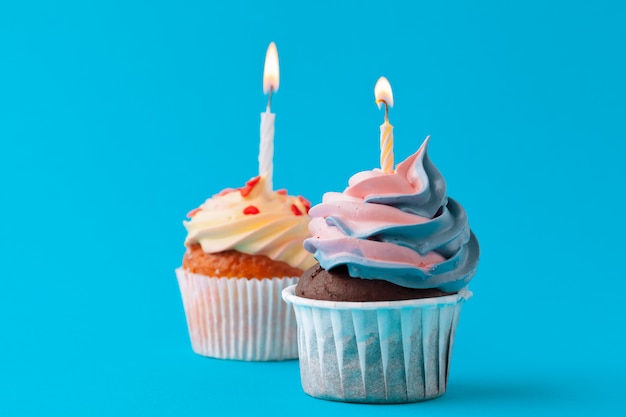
(186, 207), (202, 218)
(240, 176), (261, 197)
(243, 205), (260, 215)
(276, 189), (287, 195)
(297, 196), (312, 213)
(291, 204), (303, 216)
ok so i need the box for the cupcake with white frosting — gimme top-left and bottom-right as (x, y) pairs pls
(176, 174), (315, 361)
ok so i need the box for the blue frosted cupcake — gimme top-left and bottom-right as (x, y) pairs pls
(283, 137), (479, 402)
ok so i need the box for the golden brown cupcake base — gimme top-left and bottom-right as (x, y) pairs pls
(182, 244), (303, 279)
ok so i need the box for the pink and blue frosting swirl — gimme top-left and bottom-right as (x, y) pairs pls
(304, 137), (479, 293)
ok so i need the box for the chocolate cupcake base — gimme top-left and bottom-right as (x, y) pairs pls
(296, 264), (454, 302)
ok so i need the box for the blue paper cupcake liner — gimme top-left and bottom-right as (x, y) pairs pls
(282, 285), (471, 403)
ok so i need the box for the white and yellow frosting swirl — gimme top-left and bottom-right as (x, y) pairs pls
(184, 175), (315, 270)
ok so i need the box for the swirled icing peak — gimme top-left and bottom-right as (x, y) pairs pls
(184, 175), (316, 270)
(304, 137), (479, 292)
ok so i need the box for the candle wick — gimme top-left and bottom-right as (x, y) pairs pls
(377, 99), (389, 123)
(266, 87), (273, 112)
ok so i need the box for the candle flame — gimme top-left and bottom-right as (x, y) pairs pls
(374, 76), (394, 108)
(263, 42), (280, 94)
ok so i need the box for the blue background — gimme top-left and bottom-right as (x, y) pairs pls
(1, 0), (625, 415)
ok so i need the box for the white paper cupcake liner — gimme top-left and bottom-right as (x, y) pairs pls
(282, 285), (472, 403)
(176, 268), (299, 361)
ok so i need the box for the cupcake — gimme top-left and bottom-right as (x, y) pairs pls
(176, 174), (316, 361)
(282, 137), (480, 402)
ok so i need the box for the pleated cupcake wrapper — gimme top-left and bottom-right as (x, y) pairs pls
(176, 268), (299, 361)
(282, 285), (472, 403)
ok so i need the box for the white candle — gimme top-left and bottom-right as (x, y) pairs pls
(260, 109), (275, 191)
(259, 42), (280, 192)
(374, 76), (394, 174)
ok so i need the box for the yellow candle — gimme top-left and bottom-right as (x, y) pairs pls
(374, 76), (394, 174)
